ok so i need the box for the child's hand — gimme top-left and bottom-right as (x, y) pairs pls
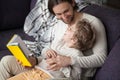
(46, 49), (57, 58)
(16, 56), (36, 69)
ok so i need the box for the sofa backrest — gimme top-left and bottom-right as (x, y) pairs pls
(82, 5), (120, 52)
(82, 5), (120, 80)
(0, 0), (31, 31)
(30, 0), (37, 9)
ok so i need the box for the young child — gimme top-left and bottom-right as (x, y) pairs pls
(7, 19), (96, 80)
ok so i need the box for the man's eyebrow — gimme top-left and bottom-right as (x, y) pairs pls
(55, 8), (69, 15)
(63, 9), (69, 13)
(55, 12), (62, 15)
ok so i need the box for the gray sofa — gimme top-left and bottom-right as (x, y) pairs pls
(0, 0), (120, 80)
(82, 5), (120, 80)
(0, 0), (34, 59)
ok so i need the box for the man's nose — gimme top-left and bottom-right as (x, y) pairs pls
(61, 14), (66, 19)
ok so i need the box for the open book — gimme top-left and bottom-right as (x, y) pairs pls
(6, 34), (32, 67)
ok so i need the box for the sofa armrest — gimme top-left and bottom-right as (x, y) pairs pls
(94, 38), (120, 80)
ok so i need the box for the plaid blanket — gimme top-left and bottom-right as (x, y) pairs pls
(23, 0), (89, 56)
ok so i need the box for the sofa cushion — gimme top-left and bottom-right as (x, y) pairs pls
(0, 29), (34, 50)
(82, 4), (120, 52)
(0, 0), (31, 31)
(94, 38), (120, 80)
(0, 50), (11, 60)
(30, 0), (37, 9)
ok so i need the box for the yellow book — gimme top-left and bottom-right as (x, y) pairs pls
(6, 34), (32, 67)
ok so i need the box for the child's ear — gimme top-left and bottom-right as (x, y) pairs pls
(71, 38), (77, 44)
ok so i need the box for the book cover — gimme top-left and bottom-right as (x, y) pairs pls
(6, 34), (32, 67)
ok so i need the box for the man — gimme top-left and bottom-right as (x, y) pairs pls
(46, 0), (107, 80)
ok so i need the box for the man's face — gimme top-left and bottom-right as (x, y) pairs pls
(53, 2), (74, 24)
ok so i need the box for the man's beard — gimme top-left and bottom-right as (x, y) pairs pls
(63, 15), (74, 24)
(63, 12), (75, 24)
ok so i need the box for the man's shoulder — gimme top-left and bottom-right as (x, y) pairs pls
(82, 13), (100, 21)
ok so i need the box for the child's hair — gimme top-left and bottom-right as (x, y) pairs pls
(74, 19), (96, 51)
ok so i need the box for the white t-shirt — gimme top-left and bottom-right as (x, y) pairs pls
(38, 40), (83, 79)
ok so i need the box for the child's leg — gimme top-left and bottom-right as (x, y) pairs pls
(7, 72), (27, 80)
(0, 55), (27, 80)
(7, 68), (52, 80)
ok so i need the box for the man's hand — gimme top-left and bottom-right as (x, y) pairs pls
(46, 54), (71, 71)
(28, 56), (37, 67)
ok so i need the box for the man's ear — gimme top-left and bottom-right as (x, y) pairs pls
(72, 0), (76, 7)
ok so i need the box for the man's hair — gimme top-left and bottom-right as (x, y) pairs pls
(48, 0), (78, 15)
(74, 19), (96, 51)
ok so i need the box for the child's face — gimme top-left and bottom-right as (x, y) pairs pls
(63, 26), (76, 42)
